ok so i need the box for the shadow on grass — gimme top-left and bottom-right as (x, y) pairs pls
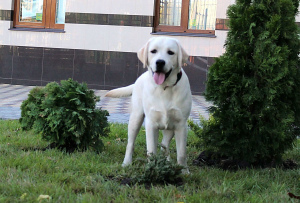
(20, 143), (77, 153)
(193, 150), (298, 171)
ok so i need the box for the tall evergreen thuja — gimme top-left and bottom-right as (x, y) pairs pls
(202, 0), (300, 164)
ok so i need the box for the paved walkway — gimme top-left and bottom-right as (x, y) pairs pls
(0, 84), (211, 123)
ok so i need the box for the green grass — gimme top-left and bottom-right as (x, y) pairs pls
(0, 120), (299, 202)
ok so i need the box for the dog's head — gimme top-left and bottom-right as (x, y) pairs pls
(137, 37), (189, 85)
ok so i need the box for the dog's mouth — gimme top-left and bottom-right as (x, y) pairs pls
(152, 69), (172, 85)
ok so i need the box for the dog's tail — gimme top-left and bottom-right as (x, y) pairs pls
(105, 84), (134, 98)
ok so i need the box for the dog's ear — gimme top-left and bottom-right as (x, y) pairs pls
(137, 39), (151, 68)
(176, 40), (189, 68)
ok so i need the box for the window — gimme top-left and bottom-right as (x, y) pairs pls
(13, 0), (66, 29)
(154, 0), (217, 34)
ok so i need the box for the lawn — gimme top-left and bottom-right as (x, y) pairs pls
(0, 119), (299, 202)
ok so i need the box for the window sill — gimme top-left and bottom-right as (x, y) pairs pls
(151, 32), (216, 38)
(9, 27), (65, 33)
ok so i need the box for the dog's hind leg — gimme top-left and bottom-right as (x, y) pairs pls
(161, 130), (174, 161)
(122, 111), (144, 166)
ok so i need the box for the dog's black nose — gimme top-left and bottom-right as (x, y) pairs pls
(156, 59), (165, 72)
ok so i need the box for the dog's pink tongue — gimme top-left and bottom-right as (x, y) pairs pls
(153, 72), (165, 85)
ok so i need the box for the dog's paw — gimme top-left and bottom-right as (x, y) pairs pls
(181, 168), (190, 175)
(122, 162), (131, 167)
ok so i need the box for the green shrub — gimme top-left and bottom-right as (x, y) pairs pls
(19, 87), (45, 131)
(127, 151), (185, 186)
(202, 0), (300, 164)
(20, 79), (109, 152)
(189, 115), (227, 156)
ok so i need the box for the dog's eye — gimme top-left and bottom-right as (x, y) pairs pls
(151, 49), (157, 54)
(168, 50), (175, 55)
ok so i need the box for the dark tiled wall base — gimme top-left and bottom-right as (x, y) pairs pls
(186, 56), (214, 94)
(0, 45), (212, 94)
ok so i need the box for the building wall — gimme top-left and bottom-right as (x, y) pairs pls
(0, 0), (226, 56)
(0, 0), (299, 94)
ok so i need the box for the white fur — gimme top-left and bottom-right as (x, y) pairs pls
(105, 37), (192, 173)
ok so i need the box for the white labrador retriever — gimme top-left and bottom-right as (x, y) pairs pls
(105, 37), (192, 172)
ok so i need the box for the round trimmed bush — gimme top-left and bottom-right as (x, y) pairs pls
(20, 79), (110, 152)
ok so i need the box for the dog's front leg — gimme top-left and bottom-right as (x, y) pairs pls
(145, 118), (159, 156)
(161, 130), (174, 161)
(122, 112), (144, 166)
(175, 125), (189, 173)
